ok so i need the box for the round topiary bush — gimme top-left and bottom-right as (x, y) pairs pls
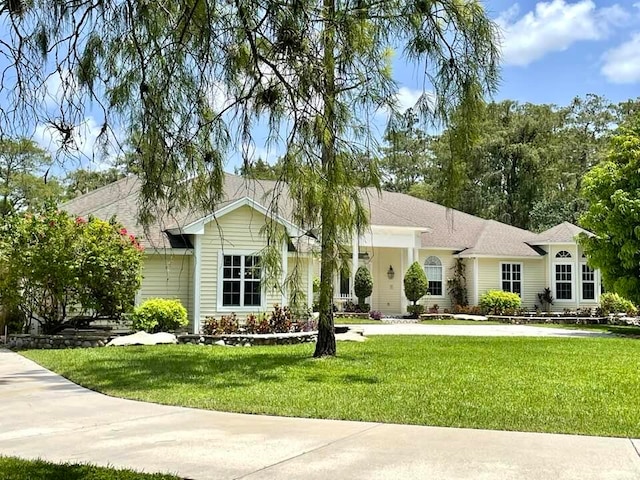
(404, 261), (428, 316)
(479, 290), (522, 315)
(354, 266), (373, 311)
(131, 298), (188, 333)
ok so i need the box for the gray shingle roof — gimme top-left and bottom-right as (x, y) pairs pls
(533, 222), (593, 244)
(62, 173), (581, 257)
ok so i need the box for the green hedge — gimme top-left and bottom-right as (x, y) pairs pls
(480, 290), (522, 315)
(131, 298), (188, 332)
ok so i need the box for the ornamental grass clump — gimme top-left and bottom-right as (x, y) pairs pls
(599, 292), (637, 316)
(131, 298), (188, 333)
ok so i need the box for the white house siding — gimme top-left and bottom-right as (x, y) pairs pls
(476, 257), (546, 310)
(415, 250), (458, 311)
(198, 205), (287, 323)
(286, 253), (312, 309)
(369, 247), (403, 315)
(139, 254), (193, 321)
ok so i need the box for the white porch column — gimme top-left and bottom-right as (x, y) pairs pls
(351, 233), (358, 299)
(281, 239), (288, 306)
(472, 257), (479, 306)
(192, 234), (202, 334)
(307, 256), (313, 309)
(400, 248), (409, 314)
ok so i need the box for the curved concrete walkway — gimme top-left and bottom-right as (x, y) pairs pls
(352, 323), (611, 337)
(1, 348), (639, 480)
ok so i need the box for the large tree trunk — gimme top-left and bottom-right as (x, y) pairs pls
(314, 0), (337, 358)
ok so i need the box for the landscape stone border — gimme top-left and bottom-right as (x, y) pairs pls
(3, 331), (320, 349)
(177, 332), (317, 346)
(4, 333), (112, 350)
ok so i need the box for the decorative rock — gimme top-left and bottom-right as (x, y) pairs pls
(214, 340), (226, 346)
(106, 331), (178, 347)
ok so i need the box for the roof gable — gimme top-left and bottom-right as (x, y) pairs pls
(532, 222), (593, 245)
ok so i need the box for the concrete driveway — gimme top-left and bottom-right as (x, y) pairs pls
(353, 323), (611, 337)
(1, 348), (639, 480)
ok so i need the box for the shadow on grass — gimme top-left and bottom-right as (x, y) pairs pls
(48, 345), (323, 394)
(0, 456), (181, 480)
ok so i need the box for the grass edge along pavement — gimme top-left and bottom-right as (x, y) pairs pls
(22, 335), (640, 439)
(0, 456), (183, 480)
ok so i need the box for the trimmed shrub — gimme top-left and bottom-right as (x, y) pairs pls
(599, 292), (637, 316)
(479, 290), (522, 315)
(407, 304), (425, 316)
(354, 266), (373, 311)
(131, 298), (188, 333)
(404, 261), (428, 314)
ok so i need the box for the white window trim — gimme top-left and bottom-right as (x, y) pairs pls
(423, 256), (444, 298)
(216, 250), (267, 313)
(499, 262), (524, 297)
(553, 261), (574, 302)
(579, 262), (598, 303)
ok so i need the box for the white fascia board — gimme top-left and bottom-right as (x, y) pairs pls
(456, 253), (545, 260)
(528, 240), (581, 246)
(359, 231), (420, 248)
(145, 248), (193, 256)
(179, 197), (304, 237)
(369, 224), (432, 234)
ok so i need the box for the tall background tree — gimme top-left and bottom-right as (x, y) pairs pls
(3, 1), (499, 356)
(579, 113), (640, 304)
(0, 138), (64, 216)
(393, 95), (620, 232)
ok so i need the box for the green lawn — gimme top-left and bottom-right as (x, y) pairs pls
(23, 336), (640, 438)
(419, 319), (503, 325)
(334, 316), (380, 324)
(0, 456), (181, 480)
(536, 323), (640, 337)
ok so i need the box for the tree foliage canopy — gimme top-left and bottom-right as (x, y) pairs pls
(579, 114), (640, 304)
(0, 138), (64, 216)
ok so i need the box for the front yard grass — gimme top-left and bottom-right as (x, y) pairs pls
(23, 336), (640, 438)
(334, 316), (380, 324)
(419, 319), (503, 325)
(0, 456), (180, 480)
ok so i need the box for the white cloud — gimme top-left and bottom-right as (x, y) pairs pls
(34, 116), (120, 171)
(601, 33), (640, 83)
(497, 0), (628, 66)
(395, 87), (424, 113)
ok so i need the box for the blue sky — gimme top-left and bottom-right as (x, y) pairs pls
(3, 1), (640, 171)
(394, 0), (640, 109)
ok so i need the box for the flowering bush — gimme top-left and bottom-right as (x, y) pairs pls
(0, 207), (143, 333)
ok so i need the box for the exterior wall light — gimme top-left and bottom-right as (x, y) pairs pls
(387, 265), (395, 279)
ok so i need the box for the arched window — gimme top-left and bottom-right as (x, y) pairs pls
(424, 256), (443, 296)
(556, 250), (572, 258)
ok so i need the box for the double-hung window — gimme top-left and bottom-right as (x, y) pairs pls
(554, 251), (573, 300)
(222, 255), (262, 307)
(581, 263), (595, 301)
(501, 263), (522, 295)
